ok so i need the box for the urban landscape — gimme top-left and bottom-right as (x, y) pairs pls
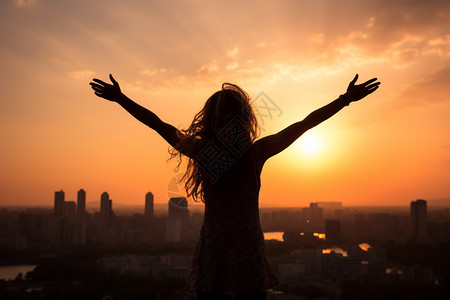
(2, 0), (450, 299)
(0, 190), (449, 299)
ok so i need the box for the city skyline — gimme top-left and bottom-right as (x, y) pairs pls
(3, 191), (448, 256)
(1, 1), (450, 207)
(3, 187), (449, 209)
(0, 188), (450, 210)
(1, 193), (447, 298)
(6, 189), (446, 248)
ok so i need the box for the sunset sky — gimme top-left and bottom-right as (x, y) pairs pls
(1, 0), (450, 208)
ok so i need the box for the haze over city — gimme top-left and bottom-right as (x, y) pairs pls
(1, 0), (450, 207)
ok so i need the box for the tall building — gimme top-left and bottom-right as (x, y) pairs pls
(318, 202), (343, 219)
(303, 202), (323, 226)
(145, 192), (154, 218)
(54, 190), (65, 217)
(100, 192), (112, 226)
(168, 197), (188, 219)
(77, 189), (86, 218)
(411, 199), (427, 242)
(64, 201), (77, 219)
(166, 197), (189, 243)
(100, 192), (112, 215)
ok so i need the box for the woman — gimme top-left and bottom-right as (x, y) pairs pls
(90, 74), (380, 299)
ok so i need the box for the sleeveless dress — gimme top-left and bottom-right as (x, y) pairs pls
(187, 143), (280, 295)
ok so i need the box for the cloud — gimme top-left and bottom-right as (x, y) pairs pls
(392, 48), (420, 68)
(196, 61), (218, 74)
(428, 34), (450, 46)
(227, 47), (239, 58)
(394, 66), (450, 107)
(225, 62), (239, 70)
(10, 0), (445, 94)
(13, 0), (36, 7)
(140, 68), (172, 77)
(67, 70), (95, 80)
(308, 1), (450, 68)
(423, 34), (450, 57)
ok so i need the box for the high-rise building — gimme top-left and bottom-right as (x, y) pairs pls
(166, 197), (189, 243)
(411, 199), (427, 241)
(100, 192), (112, 215)
(318, 202), (343, 219)
(303, 202), (323, 226)
(100, 192), (112, 225)
(54, 190), (65, 217)
(77, 189), (86, 218)
(145, 192), (154, 218)
(168, 197), (188, 219)
(64, 201), (77, 219)
(166, 218), (183, 243)
(63, 220), (87, 245)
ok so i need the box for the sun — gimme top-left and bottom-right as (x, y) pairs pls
(297, 131), (322, 156)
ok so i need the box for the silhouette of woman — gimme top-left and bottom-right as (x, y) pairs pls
(90, 74), (380, 299)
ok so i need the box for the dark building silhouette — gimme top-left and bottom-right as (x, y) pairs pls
(369, 213), (400, 242)
(325, 219), (341, 243)
(101, 192), (112, 214)
(318, 202), (343, 219)
(54, 190), (65, 217)
(64, 201), (76, 218)
(166, 197), (189, 242)
(168, 197), (188, 219)
(77, 189), (86, 218)
(404, 264), (434, 285)
(100, 192), (113, 226)
(411, 199), (427, 242)
(303, 202), (323, 227)
(145, 192), (154, 218)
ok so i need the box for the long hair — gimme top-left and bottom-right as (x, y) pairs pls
(169, 83), (259, 203)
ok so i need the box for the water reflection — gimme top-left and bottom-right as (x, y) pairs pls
(263, 232), (326, 242)
(322, 247), (348, 257)
(358, 243), (371, 251)
(264, 231), (284, 241)
(313, 233), (326, 240)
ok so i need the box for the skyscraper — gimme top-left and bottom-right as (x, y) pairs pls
(64, 201), (77, 218)
(411, 199), (427, 242)
(77, 189), (86, 218)
(54, 190), (65, 217)
(100, 192), (112, 214)
(145, 192), (154, 218)
(303, 202), (323, 226)
(100, 192), (112, 225)
(168, 197), (188, 220)
(166, 197), (189, 243)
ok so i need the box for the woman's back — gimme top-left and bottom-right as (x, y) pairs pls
(188, 142), (279, 295)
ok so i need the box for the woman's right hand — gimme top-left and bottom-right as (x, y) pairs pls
(89, 74), (122, 102)
(345, 74), (380, 102)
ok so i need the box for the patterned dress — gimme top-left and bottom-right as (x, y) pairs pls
(187, 143), (280, 295)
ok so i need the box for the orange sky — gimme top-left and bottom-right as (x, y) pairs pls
(1, 0), (450, 208)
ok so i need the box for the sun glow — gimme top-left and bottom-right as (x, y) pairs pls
(297, 131), (323, 156)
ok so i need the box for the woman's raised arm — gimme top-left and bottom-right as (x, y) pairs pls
(89, 74), (188, 153)
(255, 74), (380, 163)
